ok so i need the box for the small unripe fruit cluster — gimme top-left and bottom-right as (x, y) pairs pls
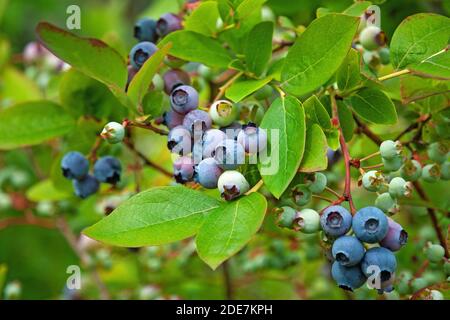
(356, 20), (389, 69)
(61, 152), (122, 199)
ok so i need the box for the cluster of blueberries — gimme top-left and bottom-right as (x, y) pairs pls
(60, 152), (122, 198)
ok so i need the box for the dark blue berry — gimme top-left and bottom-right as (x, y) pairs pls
(170, 85), (198, 114)
(73, 175), (100, 199)
(352, 206), (388, 243)
(194, 158), (223, 189)
(61, 151), (89, 180)
(331, 261), (366, 291)
(173, 156), (195, 184)
(379, 218), (408, 251)
(320, 205), (352, 237)
(332, 236), (365, 266)
(361, 247), (397, 283)
(162, 110), (184, 129)
(134, 18), (157, 42)
(156, 13), (182, 37)
(93, 156), (122, 184)
(182, 109), (212, 133)
(163, 69), (190, 95)
(130, 42), (158, 70)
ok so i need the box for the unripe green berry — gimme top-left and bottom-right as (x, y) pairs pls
(429, 290), (444, 300)
(380, 140), (402, 159)
(360, 25), (386, 51)
(0, 192), (11, 210)
(4, 281), (21, 300)
(291, 184), (312, 206)
(427, 142), (448, 164)
(307, 172), (327, 194)
(382, 155), (403, 172)
(444, 261), (450, 275)
(411, 277), (428, 292)
(101, 122), (125, 144)
(441, 161), (450, 180)
(294, 208), (320, 233)
(422, 164), (441, 183)
(400, 159), (422, 181)
(375, 192), (397, 213)
(198, 64), (212, 80)
(276, 206), (297, 229)
(389, 177), (412, 198)
(209, 100), (238, 127)
(426, 244), (445, 263)
(379, 47), (390, 65)
(362, 170), (385, 192)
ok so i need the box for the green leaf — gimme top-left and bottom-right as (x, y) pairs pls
(127, 43), (171, 109)
(236, 0), (267, 20)
(142, 91), (167, 117)
(244, 21), (273, 77)
(158, 30), (232, 68)
(409, 50), (450, 80)
(303, 95), (331, 130)
(299, 124), (328, 172)
(342, 1), (372, 16)
(337, 48), (361, 92)
(281, 14), (359, 96)
(26, 179), (72, 202)
(390, 13), (450, 70)
(349, 88), (398, 125)
(337, 100), (355, 142)
(400, 75), (450, 105)
(184, 1), (220, 36)
(258, 96), (306, 198)
(83, 186), (221, 247)
(0, 101), (76, 150)
(1, 67), (42, 104)
(196, 192), (267, 269)
(225, 75), (273, 103)
(36, 22), (127, 90)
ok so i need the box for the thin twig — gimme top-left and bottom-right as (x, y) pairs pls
(378, 69), (411, 81)
(312, 194), (334, 203)
(325, 186), (341, 199)
(222, 260), (234, 300)
(127, 121), (169, 136)
(213, 71), (244, 102)
(353, 114), (383, 145)
(245, 179), (264, 195)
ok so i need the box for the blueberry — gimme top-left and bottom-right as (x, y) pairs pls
(73, 175), (100, 199)
(331, 261), (367, 291)
(377, 272), (396, 294)
(162, 110), (185, 129)
(362, 170), (385, 192)
(361, 247), (397, 283)
(380, 140), (402, 159)
(237, 123), (268, 154)
(382, 155), (403, 172)
(214, 139), (245, 170)
(400, 159), (422, 181)
(156, 13), (182, 37)
(173, 156), (195, 184)
(441, 161), (450, 180)
(167, 126), (192, 155)
(388, 177), (412, 198)
(170, 85), (199, 114)
(359, 25), (386, 51)
(352, 206), (388, 243)
(129, 42), (158, 70)
(320, 205), (352, 237)
(291, 184), (311, 206)
(127, 65), (138, 89)
(332, 236), (365, 266)
(375, 193), (397, 214)
(306, 172), (327, 194)
(194, 158), (223, 189)
(209, 100), (239, 127)
(276, 206), (297, 229)
(163, 69), (191, 95)
(380, 218), (408, 251)
(202, 129), (226, 159)
(427, 142), (448, 164)
(379, 47), (390, 65)
(429, 290), (444, 300)
(422, 163), (441, 182)
(182, 109), (212, 133)
(134, 18), (157, 42)
(425, 244), (445, 263)
(293, 208), (320, 233)
(101, 122), (125, 144)
(217, 170), (250, 201)
(61, 151), (89, 180)
(221, 122), (243, 140)
(93, 156), (122, 184)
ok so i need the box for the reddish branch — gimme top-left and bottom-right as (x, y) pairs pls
(353, 114), (382, 145)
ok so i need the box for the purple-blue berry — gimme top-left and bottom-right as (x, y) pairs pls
(173, 156), (195, 184)
(361, 247), (397, 282)
(163, 69), (190, 95)
(332, 236), (365, 266)
(167, 126), (192, 155)
(129, 42), (158, 70)
(237, 123), (267, 154)
(182, 109), (212, 133)
(352, 206), (388, 243)
(93, 156), (122, 184)
(170, 85), (199, 114)
(61, 151), (89, 180)
(73, 175), (100, 199)
(162, 110), (185, 129)
(156, 13), (182, 37)
(134, 18), (158, 43)
(214, 139), (245, 170)
(194, 158), (223, 189)
(202, 129), (226, 159)
(380, 218), (408, 252)
(331, 261), (366, 291)
(320, 205), (352, 237)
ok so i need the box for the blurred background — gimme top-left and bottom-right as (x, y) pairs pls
(0, 0), (449, 300)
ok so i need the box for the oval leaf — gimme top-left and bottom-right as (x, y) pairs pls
(337, 100), (355, 142)
(196, 192), (267, 270)
(281, 14), (359, 96)
(0, 101), (75, 150)
(409, 50), (450, 80)
(258, 96), (306, 198)
(244, 21), (274, 77)
(83, 186), (221, 247)
(337, 48), (361, 93)
(349, 88), (398, 125)
(299, 124), (328, 172)
(225, 75), (273, 103)
(184, 1), (220, 36)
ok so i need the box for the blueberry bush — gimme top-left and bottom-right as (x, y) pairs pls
(0, 0), (449, 300)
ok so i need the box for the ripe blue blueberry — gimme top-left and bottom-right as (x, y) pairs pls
(388, 177), (412, 198)
(294, 208), (320, 233)
(237, 123), (267, 154)
(375, 192), (397, 214)
(380, 218), (408, 252)
(380, 140), (402, 159)
(156, 13), (182, 37)
(332, 236), (365, 266)
(101, 122), (125, 144)
(359, 25), (386, 51)
(93, 156), (122, 184)
(320, 205), (352, 237)
(352, 206), (388, 243)
(382, 155), (403, 172)
(306, 172), (327, 194)
(202, 129), (226, 159)
(134, 18), (157, 42)
(361, 247), (397, 283)
(221, 122), (243, 141)
(217, 170), (250, 201)
(61, 151), (89, 180)
(214, 139), (245, 170)
(400, 159), (422, 181)
(362, 170), (385, 192)
(162, 110), (185, 129)
(427, 142), (448, 164)
(291, 184), (312, 206)
(331, 261), (367, 291)
(163, 69), (190, 95)
(170, 85), (199, 114)
(173, 156), (195, 184)
(209, 100), (239, 127)
(129, 42), (158, 70)
(194, 158), (223, 189)
(182, 109), (212, 133)
(73, 175), (100, 199)
(422, 163), (441, 182)
(276, 206), (297, 229)
(167, 126), (192, 155)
